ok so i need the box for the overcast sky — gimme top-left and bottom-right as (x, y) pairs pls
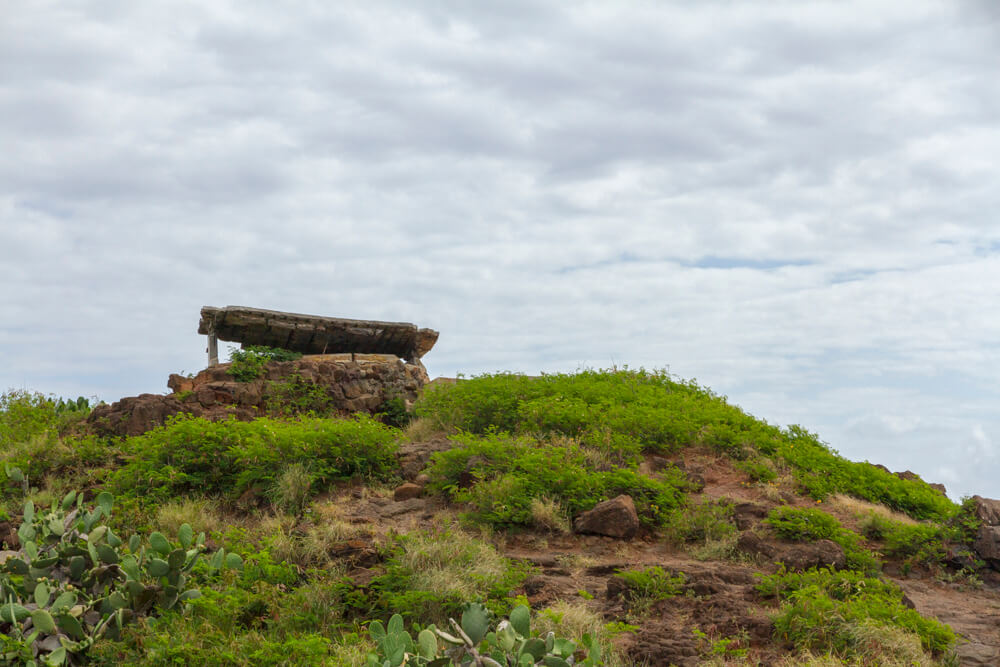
(3, 1), (999, 499)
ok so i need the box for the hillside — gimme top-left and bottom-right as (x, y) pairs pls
(1, 358), (999, 666)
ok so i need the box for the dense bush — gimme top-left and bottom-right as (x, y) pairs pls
(764, 507), (880, 574)
(227, 346), (303, 382)
(110, 414), (399, 501)
(367, 528), (531, 624)
(772, 426), (956, 521)
(424, 432), (687, 528)
(417, 371), (958, 521)
(757, 567), (955, 657)
(415, 370), (783, 457)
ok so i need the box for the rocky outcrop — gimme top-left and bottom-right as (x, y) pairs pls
(573, 495), (640, 539)
(88, 355), (429, 438)
(971, 496), (1000, 569)
(779, 539), (847, 571)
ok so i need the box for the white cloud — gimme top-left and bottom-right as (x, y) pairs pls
(1, 0), (998, 497)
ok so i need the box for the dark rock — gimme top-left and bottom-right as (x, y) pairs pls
(779, 539), (846, 571)
(736, 532), (776, 559)
(606, 575), (629, 600)
(396, 438), (452, 480)
(456, 456), (488, 489)
(685, 471), (706, 492)
(971, 496), (1000, 526)
(0, 522), (18, 549)
(585, 562), (630, 576)
(88, 394), (186, 438)
(974, 525), (1000, 565)
(329, 539), (380, 567)
(956, 641), (1000, 666)
(236, 485), (267, 511)
(648, 455), (671, 471)
(573, 495), (640, 539)
(377, 498), (428, 518)
(393, 483), (423, 501)
(733, 502), (769, 530)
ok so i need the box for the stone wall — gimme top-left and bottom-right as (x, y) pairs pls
(87, 354), (428, 438)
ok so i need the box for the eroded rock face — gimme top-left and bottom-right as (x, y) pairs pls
(779, 539), (847, 571)
(88, 356), (429, 438)
(970, 496), (1000, 569)
(573, 495), (640, 539)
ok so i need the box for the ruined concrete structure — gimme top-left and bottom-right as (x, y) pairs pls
(198, 305), (439, 365)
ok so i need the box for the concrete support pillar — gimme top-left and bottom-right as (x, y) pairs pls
(207, 331), (219, 366)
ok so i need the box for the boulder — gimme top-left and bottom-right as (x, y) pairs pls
(733, 502), (769, 530)
(573, 495), (640, 539)
(779, 539), (846, 571)
(974, 526), (1000, 565)
(88, 394), (185, 438)
(393, 483), (423, 501)
(736, 532), (776, 559)
(971, 496), (1000, 526)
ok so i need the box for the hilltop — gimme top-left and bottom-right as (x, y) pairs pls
(1, 353), (998, 666)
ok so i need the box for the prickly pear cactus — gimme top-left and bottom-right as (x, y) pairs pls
(0, 480), (241, 666)
(366, 603), (602, 666)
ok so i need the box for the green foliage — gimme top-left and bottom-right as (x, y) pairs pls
(110, 414), (399, 501)
(367, 529), (530, 624)
(858, 513), (955, 567)
(764, 507), (880, 574)
(416, 370), (782, 458)
(0, 490), (238, 665)
(227, 346), (303, 382)
(416, 372), (959, 521)
(377, 396), (413, 429)
(614, 566), (686, 602)
(425, 432), (686, 529)
(734, 456), (777, 483)
(776, 426), (956, 521)
(0, 390), (63, 448)
(757, 567), (955, 657)
(366, 603), (603, 666)
(664, 498), (736, 544)
(265, 373), (334, 417)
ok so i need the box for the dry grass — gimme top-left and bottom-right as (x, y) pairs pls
(398, 528), (511, 600)
(256, 505), (373, 569)
(530, 496), (571, 534)
(270, 462), (313, 516)
(555, 553), (600, 576)
(534, 601), (631, 667)
(403, 417), (447, 442)
(155, 497), (226, 537)
(828, 493), (920, 526)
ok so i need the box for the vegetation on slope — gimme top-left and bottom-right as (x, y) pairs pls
(0, 369), (982, 665)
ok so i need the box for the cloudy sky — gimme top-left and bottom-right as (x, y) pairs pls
(3, 1), (999, 499)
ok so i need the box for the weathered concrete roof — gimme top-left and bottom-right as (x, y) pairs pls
(198, 306), (438, 360)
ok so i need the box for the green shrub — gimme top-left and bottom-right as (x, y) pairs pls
(415, 370), (783, 457)
(858, 513), (953, 567)
(777, 426), (956, 521)
(757, 567), (955, 657)
(425, 432), (686, 529)
(110, 414), (399, 501)
(615, 566), (686, 601)
(265, 373), (334, 417)
(227, 346), (303, 382)
(664, 498), (736, 544)
(416, 372), (959, 521)
(765, 507), (880, 574)
(367, 529), (531, 624)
